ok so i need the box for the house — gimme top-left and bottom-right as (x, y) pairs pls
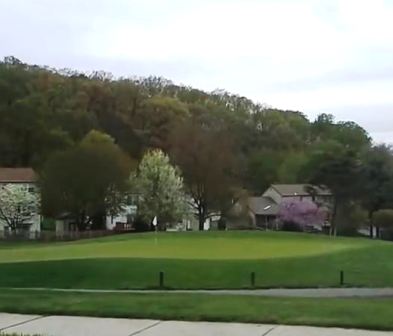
(0, 167), (41, 233)
(56, 201), (138, 235)
(105, 204), (137, 231)
(230, 184), (333, 230)
(263, 184), (333, 206)
(247, 196), (279, 228)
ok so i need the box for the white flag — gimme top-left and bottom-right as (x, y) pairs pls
(152, 216), (158, 227)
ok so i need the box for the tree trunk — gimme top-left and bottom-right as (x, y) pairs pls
(91, 211), (105, 230)
(197, 204), (207, 231)
(330, 199), (338, 236)
(10, 219), (16, 233)
(198, 213), (205, 231)
(368, 210), (374, 238)
(76, 210), (89, 231)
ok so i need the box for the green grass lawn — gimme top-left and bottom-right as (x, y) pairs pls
(0, 231), (370, 262)
(0, 231), (392, 289)
(1, 289), (393, 331)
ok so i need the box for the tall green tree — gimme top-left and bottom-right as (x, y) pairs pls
(245, 149), (284, 194)
(361, 145), (393, 237)
(40, 130), (132, 230)
(303, 140), (363, 235)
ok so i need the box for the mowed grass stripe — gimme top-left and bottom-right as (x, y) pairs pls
(0, 231), (380, 263)
(1, 244), (393, 289)
(1, 289), (393, 331)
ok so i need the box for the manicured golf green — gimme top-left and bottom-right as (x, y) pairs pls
(0, 231), (392, 289)
(0, 231), (371, 262)
(1, 289), (393, 331)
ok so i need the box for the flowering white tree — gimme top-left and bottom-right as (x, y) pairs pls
(0, 184), (40, 231)
(130, 149), (188, 230)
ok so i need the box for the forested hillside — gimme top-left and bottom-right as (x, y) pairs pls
(0, 57), (370, 184)
(1, 56), (393, 234)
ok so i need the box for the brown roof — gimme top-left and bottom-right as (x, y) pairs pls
(271, 184), (332, 197)
(0, 168), (37, 183)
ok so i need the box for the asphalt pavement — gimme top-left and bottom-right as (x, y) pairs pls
(8, 286), (393, 297)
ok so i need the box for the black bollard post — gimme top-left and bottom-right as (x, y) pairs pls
(340, 270), (344, 286)
(159, 271), (164, 288)
(251, 272), (256, 288)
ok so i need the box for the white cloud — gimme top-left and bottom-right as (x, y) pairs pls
(1, 0), (393, 141)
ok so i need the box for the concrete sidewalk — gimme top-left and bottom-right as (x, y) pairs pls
(0, 313), (392, 336)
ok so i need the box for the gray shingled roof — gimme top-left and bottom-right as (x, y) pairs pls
(248, 196), (279, 216)
(271, 184), (332, 197)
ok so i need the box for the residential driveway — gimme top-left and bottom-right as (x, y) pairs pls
(1, 313), (393, 336)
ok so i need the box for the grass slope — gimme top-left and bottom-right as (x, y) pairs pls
(1, 289), (393, 331)
(0, 231), (373, 262)
(0, 232), (392, 289)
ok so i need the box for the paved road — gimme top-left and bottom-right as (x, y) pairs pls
(8, 287), (393, 297)
(0, 313), (392, 336)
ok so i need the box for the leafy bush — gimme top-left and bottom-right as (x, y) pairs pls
(337, 204), (367, 236)
(281, 221), (303, 232)
(132, 216), (151, 232)
(373, 209), (393, 229)
(374, 209), (393, 240)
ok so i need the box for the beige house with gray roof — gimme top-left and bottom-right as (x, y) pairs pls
(231, 184), (333, 229)
(263, 184), (333, 206)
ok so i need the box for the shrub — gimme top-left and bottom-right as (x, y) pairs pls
(132, 216), (151, 232)
(281, 221), (303, 232)
(337, 203), (367, 236)
(373, 209), (393, 229)
(374, 209), (393, 240)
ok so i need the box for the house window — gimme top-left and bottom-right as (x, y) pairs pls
(28, 187), (35, 193)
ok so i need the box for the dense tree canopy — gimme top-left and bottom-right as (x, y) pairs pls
(2, 56), (391, 233)
(360, 145), (393, 237)
(373, 209), (393, 231)
(303, 140), (364, 235)
(40, 130), (132, 230)
(169, 118), (237, 230)
(0, 57), (370, 169)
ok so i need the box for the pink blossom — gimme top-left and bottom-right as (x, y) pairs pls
(278, 199), (326, 228)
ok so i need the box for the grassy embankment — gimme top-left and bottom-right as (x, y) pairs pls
(0, 231), (391, 289)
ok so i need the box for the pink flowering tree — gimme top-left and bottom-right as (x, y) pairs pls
(278, 199), (326, 231)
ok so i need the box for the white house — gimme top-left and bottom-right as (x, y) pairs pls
(105, 204), (137, 230)
(55, 200), (138, 234)
(0, 167), (41, 233)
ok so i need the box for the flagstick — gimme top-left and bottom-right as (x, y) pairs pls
(152, 216), (158, 246)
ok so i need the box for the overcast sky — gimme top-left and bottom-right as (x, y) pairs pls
(1, 0), (393, 143)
